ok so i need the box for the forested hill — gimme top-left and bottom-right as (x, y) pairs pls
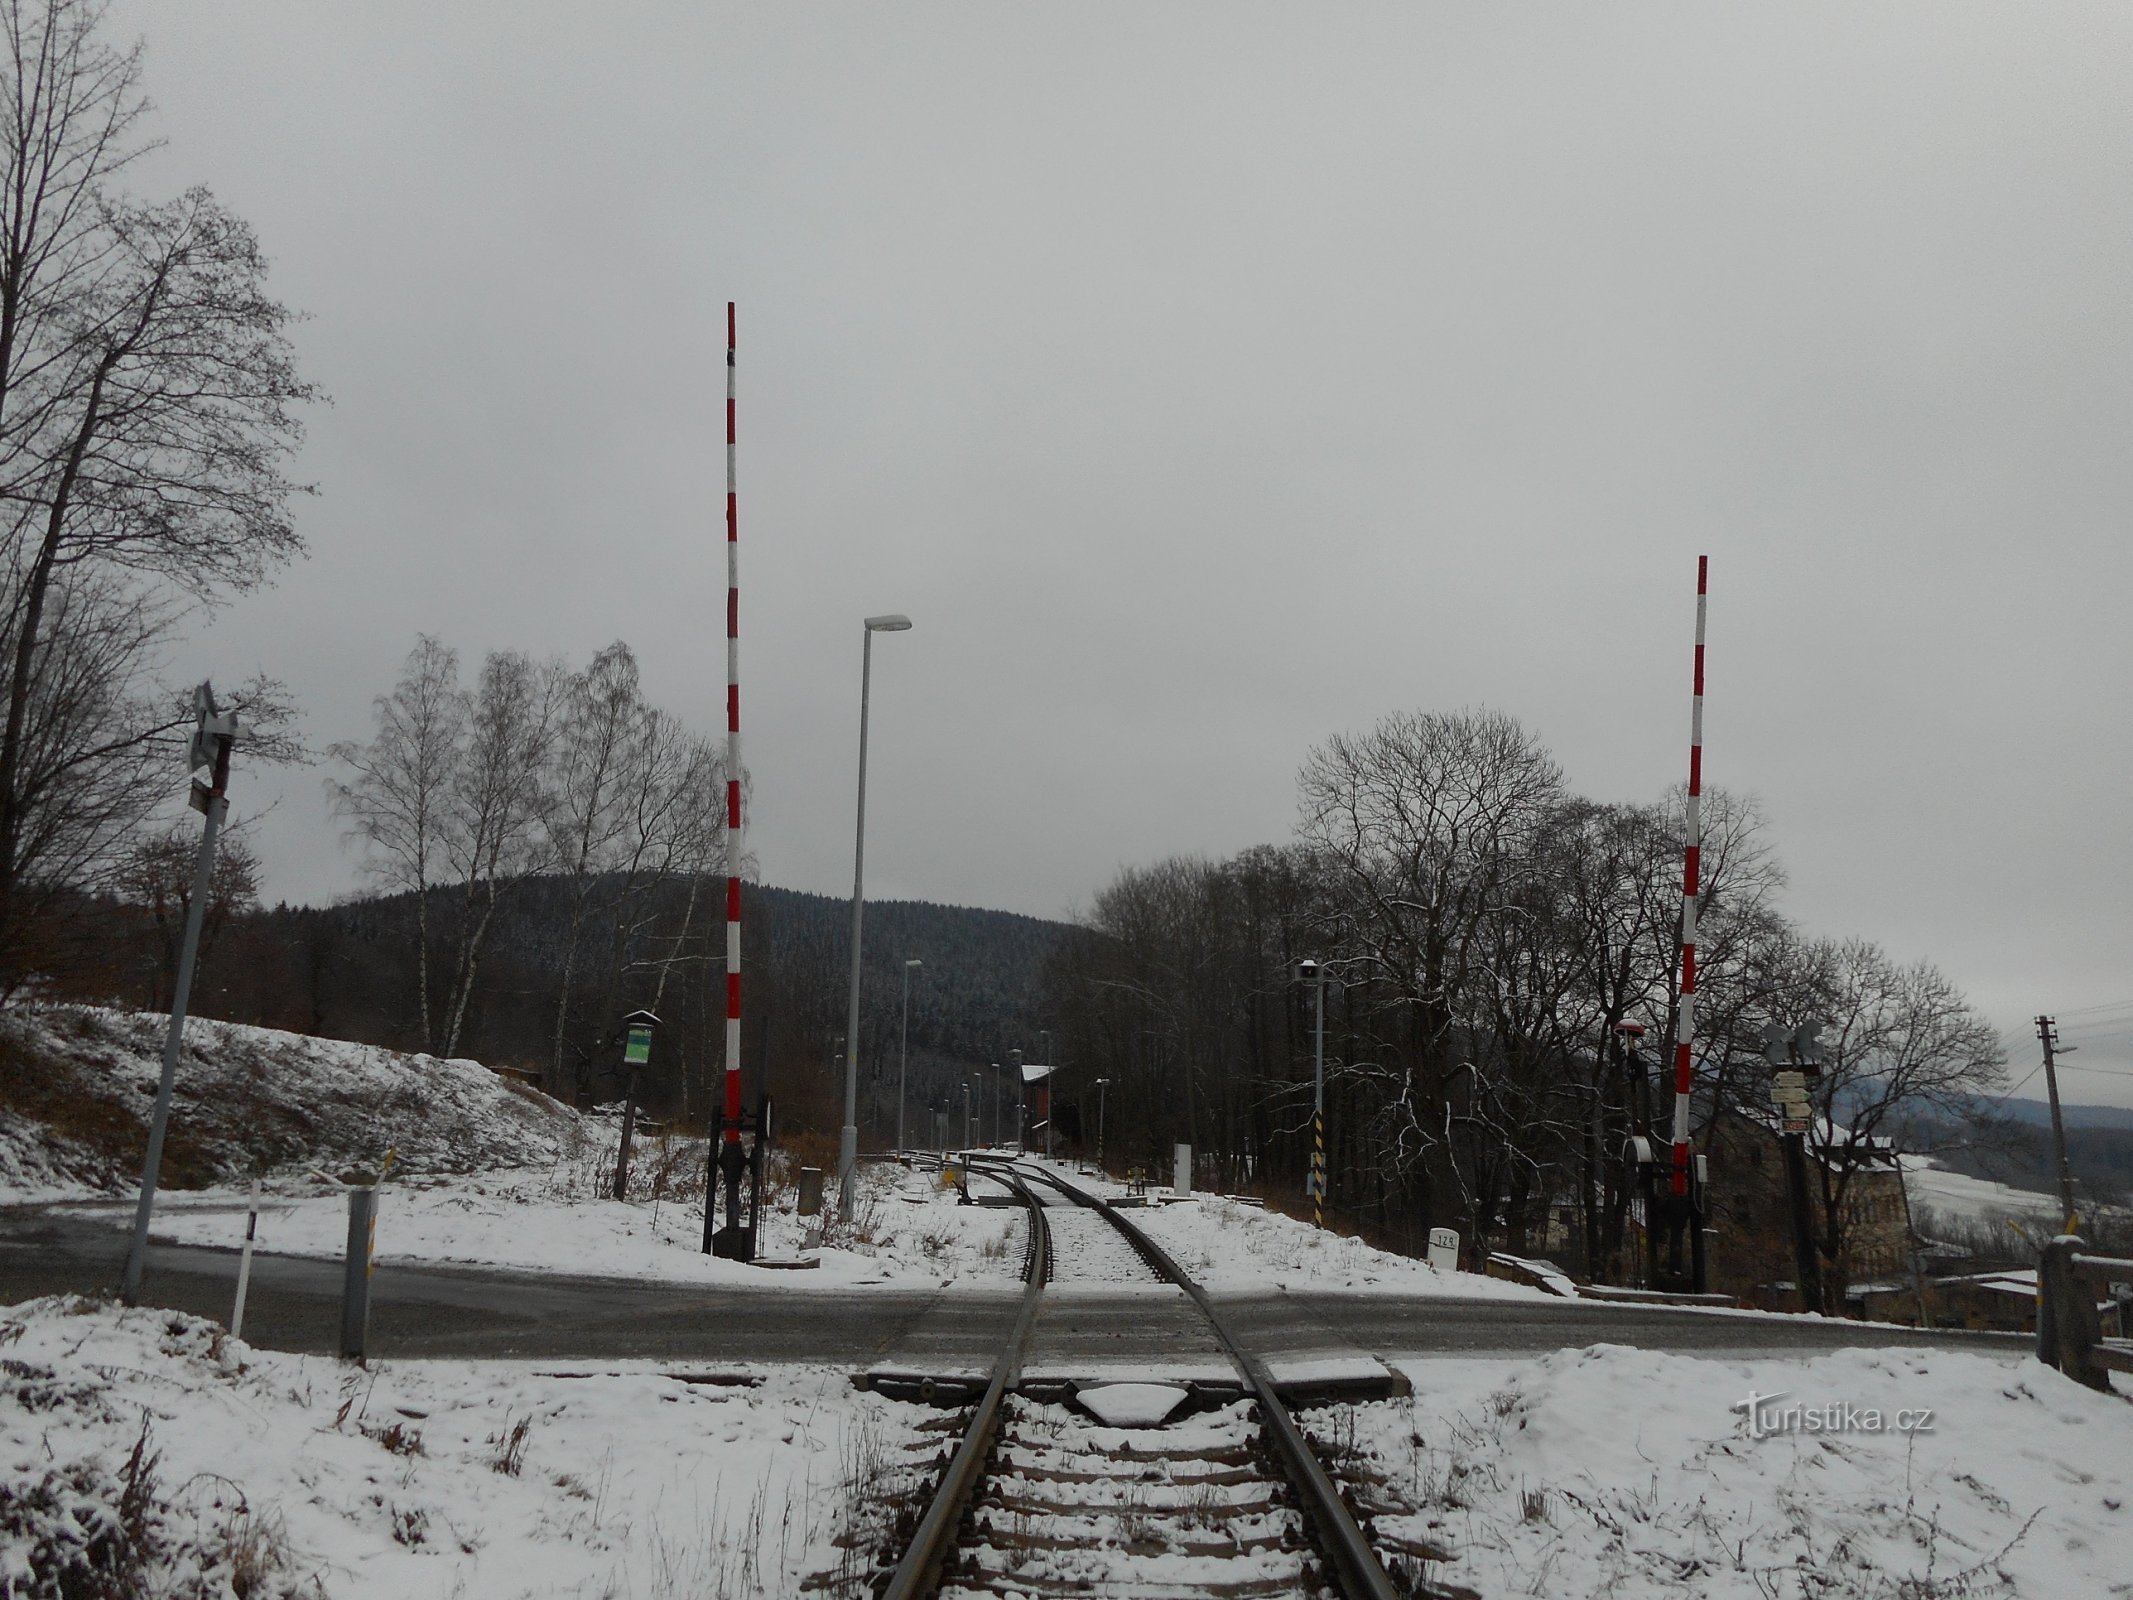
(85, 872), (1077, 1132)
(745, 885), (1071, 1068)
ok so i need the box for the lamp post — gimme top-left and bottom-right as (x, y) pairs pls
(1093, 1077), (1111, 1175)
(898, 959), (923, 1152)
(841, 613), (912, 1222)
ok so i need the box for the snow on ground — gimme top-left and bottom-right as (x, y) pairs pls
(106, 1153), (1027, 1290)
(0, 1294), (932, 1599)
(1306, 1343), (2133, 1598)
(0, 1005), (574, 1203)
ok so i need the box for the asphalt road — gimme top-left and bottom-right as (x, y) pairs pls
(2, 1206), (2028, 1370)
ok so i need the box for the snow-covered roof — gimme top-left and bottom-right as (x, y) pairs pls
(1020, 1062), (1054, 1084)
(1935, 1269), (2036, 1296)
(1733, 1105), (1903, 1167)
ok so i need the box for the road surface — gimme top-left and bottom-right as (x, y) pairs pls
(1, 1206), (2029, 1369)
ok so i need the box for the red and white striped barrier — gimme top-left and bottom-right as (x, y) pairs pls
(723, 303), (744, 1147)
(1669, 556), (1707, 1197)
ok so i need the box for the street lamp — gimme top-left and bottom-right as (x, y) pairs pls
(898, 959), (923, 1153)
(840, 613), (913, 1223)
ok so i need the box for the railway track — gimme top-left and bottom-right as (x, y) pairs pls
(873, 1158), (1436, 1600)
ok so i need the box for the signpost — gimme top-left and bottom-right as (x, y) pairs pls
(121, 683), (238, 1305)
(1427, 1227), (1460, 1272)
(1762, 1021), (1827, 1312)
(612, 1010), (657, 1200)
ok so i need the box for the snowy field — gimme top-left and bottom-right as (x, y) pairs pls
(1309, 1343), (2133, 1598)
(9, 1295), (2127, 1599)
(0, 1295), (932, 1599)
(1904, 1155), (2065, 1231)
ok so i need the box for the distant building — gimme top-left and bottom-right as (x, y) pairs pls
(1700, 1107), (1917, 1314)
(1020, 1062), (1054, 1155)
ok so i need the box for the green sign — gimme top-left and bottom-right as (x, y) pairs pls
(624, 1024), (652, 1066)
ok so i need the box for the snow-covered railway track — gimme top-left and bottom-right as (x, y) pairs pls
(872, 1159), (1422, 1600)
(1038, 1198), (1163, 1285)
(945, 1389), (1334, 1598)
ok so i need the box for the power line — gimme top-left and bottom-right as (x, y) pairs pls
(2052, 999), (2133, 1020)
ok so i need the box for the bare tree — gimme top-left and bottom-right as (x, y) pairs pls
(545, 641), (647, 1100)
(328, 635), (463, 1049)
(119, 817), (258, 1008)
(1783, 938), (2008, 1302)
(0, 2), (314, 986)
(434, 647), (556, 1058)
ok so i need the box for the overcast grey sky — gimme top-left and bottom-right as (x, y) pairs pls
(110, 4), (2132, 1100)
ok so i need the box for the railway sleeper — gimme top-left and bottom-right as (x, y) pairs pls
(966, 1520), (1294, 1559)
(990, 1458), (1266, 1487)
(979, 1488), (1285, 1520)
(942, 1549), (1326, 1600)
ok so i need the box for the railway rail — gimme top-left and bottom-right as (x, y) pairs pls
(873, 1157), (1434, 1600)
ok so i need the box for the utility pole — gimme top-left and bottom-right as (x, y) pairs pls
(2038, 1015), (2078, 1232)
(122, 684), (238, 1304)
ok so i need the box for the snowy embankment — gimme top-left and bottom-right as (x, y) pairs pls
(1310, 1343), (2133, 1597)
(0, 1295), (931, 1600)
(0, 1005), (573, 1200)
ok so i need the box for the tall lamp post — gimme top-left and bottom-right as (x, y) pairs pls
(840, 613), (913, 1222)
(897, 958), (923, 1152)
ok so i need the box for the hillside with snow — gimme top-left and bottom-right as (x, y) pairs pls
(0, 1006), (575, 1201)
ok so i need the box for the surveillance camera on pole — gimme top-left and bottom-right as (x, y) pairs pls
(121, 682), (239, 1304)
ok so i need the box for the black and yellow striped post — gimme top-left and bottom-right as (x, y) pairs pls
(1301, 958), (1328, 1230)
(1310, 1110), (1326, 1230)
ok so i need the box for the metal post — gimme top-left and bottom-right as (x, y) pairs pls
(2039, 1016), (2078, 1231)
(898, 959), (921, 1152)
(842, 615), (911, 1223)
(839, 623), (874, 1219)
(1782, 1129), (1822, 1313)
(341, 1186), (377, 1360)
(122, 690), (235, 1305)
(230, 1180), (260, 1339)
(1095, 1078), (1109, 1175)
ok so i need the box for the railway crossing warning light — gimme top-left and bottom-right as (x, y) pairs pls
(1759, 1021), (1826, 1079)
